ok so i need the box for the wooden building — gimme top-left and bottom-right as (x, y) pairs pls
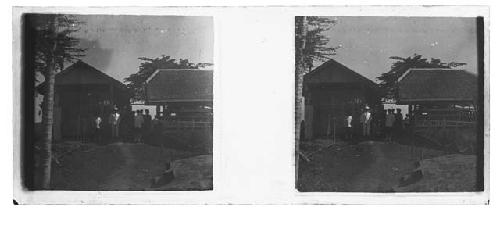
(37, 61), (131, 140)
(145, 69), (213, 127)
(397, 68), (478, 128)
(302, 59), (381, 139)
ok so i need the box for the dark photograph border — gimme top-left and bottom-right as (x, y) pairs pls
(20, 14), (214, 191)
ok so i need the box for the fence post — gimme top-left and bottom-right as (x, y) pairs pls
(327, 114), (331, 137)
(333, 117), (336, 144)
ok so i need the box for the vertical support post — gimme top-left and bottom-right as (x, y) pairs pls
(295, 16), (308, 187)
(327, 114), (331, 137)
(109, 84), (114, 108)
(41, 15), (59, 189)
(333, 117), (336, 144)
(156, 105), (160, 119)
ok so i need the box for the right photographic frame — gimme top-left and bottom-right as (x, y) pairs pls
(295, 16), (486, 193)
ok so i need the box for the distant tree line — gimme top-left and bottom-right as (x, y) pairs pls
(124, 55), (213, 102)
(378, 54), (466, 98)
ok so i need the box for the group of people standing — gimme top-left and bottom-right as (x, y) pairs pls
(132, 109), (153, 143)
(344, 106), (410, 142)
(92, 106), (154, 144)
(383, 108), (406, 142)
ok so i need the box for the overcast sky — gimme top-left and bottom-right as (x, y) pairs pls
(70, 16), (477, 84)
(322, 17), (478, 82)
(73, 15), (213, 82)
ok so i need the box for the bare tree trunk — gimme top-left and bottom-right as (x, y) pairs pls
(41, 16), (58, 189)
(295, 16), (307, 186)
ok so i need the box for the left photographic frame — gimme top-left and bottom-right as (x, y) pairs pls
(16, 13), (214, 192)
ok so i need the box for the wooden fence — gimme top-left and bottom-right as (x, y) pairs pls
(414, 119), (476, 129)
(158, 119), (213, 130)
(413, 119), (476, 150)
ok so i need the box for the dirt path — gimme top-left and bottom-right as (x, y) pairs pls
(297, 140), (424, 192)
(350, 142), (426, 192)
(50, 141), (211, 190)
(297, 142), (373, 191)
(350, 142), (394, 191)
(95, 142), (181, 190)
(99, 142), (139, 190)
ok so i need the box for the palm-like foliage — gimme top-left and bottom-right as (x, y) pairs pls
(28, 14), (86, 189)
(30, 14), (86, 80)
(295, 16), (338, 183)
(377, 54), (466, 98)
(295, 16), (339, 75)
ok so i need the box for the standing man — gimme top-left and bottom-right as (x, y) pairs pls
(385, 109), (396, 142)
(133, 110), (144, 143)
(109, 107), (121, 141)
(93, 113), (103, 144)
(122, 108), (135, 142)
(395, 108), (403, 135)
(143, 109), (153, 141)
(379, 109), (387, 137)
(360, 106), (372, 138)
(344, 111), (353, 142)
(403, 114), (411, 130)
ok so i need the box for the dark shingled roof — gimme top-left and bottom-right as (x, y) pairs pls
(145, 69), (213, 104)
(37, 60), (126, 92)
(303, 59), (378, 89)
(397, 69), (478, 103)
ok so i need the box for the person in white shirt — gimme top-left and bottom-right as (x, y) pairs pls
(94, 114), (103, 143)
(360, 106), (372, 137)
(344, 111), (353, 141)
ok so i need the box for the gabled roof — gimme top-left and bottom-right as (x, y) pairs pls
(145, 69), (213, 104)
(303, 59), (378, 89)
(37, 60), (126, 92)
(397, 68), (478, 103)
(56, 60), (125, 88)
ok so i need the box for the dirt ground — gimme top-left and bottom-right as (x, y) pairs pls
(297, 138), (449, 192)
(46, 142), (210, 190)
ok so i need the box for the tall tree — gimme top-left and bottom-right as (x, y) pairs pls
(377, 54), (466, 98)
(295, 16), (339, 75)
(124, 55), (213, 102)
(295, 16), (307, 185)
(294, 16), (338, 184)
(30, 14), (85, 189)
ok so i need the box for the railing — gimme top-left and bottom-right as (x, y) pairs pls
(157, 119), (212, 130)
(414, 109), (477, 122)
(414, 119), (476, 129)
(412, 119), (477, 151)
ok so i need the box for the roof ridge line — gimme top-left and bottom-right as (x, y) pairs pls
(399, 68), (477, 82)
(305, 58), (378, 86)
(77, 61), (126, 87)
(407, 68), (464, 71)
(61, 60), (126, 89)
(156, 69), (214, 71)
